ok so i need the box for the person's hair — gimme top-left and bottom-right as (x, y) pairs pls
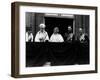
(53, 27), (59, 33)
(54, 27), (59, 31)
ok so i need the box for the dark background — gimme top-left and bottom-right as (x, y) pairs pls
(45, 17), (73, 37)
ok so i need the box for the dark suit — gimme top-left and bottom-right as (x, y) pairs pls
(64, 33), (75, 43)
(76, 33), (89, 64)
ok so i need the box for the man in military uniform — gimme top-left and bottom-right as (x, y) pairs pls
(77, 28), (89, 64)
(64, 26), (75, 43)
(77, 28), (89, 44)
(35, 23), (49, 42)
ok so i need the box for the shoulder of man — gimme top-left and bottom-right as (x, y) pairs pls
(44, 31), (48, 34)
(37, 31), (41, 34)
(58, 34), (63, 37)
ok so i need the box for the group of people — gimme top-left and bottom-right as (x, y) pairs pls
(26, 23), (89, 66)
(26, 23), (89, 43)
(35, 23), (64, 42)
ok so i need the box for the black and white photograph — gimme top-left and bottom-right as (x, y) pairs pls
(11, 2), (97, 78)
(26, 12), (90, 67)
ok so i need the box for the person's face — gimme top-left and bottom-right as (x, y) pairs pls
(54, 27), (59, 34)
(79, 28), (83, 34)
(40, 27), (45, 32)
(68, 27), (72, 32)
(40, 24), (45, 32)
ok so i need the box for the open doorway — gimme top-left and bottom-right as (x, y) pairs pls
(45, 17), (74, 40)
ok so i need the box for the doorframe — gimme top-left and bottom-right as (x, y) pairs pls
(44, 13), (75, 34)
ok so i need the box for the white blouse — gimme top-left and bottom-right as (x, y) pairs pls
(49, 33), (64, 42)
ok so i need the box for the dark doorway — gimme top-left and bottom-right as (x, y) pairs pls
(45, 17), (74, 38)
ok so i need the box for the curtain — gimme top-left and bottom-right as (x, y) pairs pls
(26, 42), (89, 67)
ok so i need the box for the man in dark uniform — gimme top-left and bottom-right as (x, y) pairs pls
(64, 26), (75, 43)
(77, 28), (89, 44)
(63, 26), (76, 65)
(77, 28), (89, 64)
